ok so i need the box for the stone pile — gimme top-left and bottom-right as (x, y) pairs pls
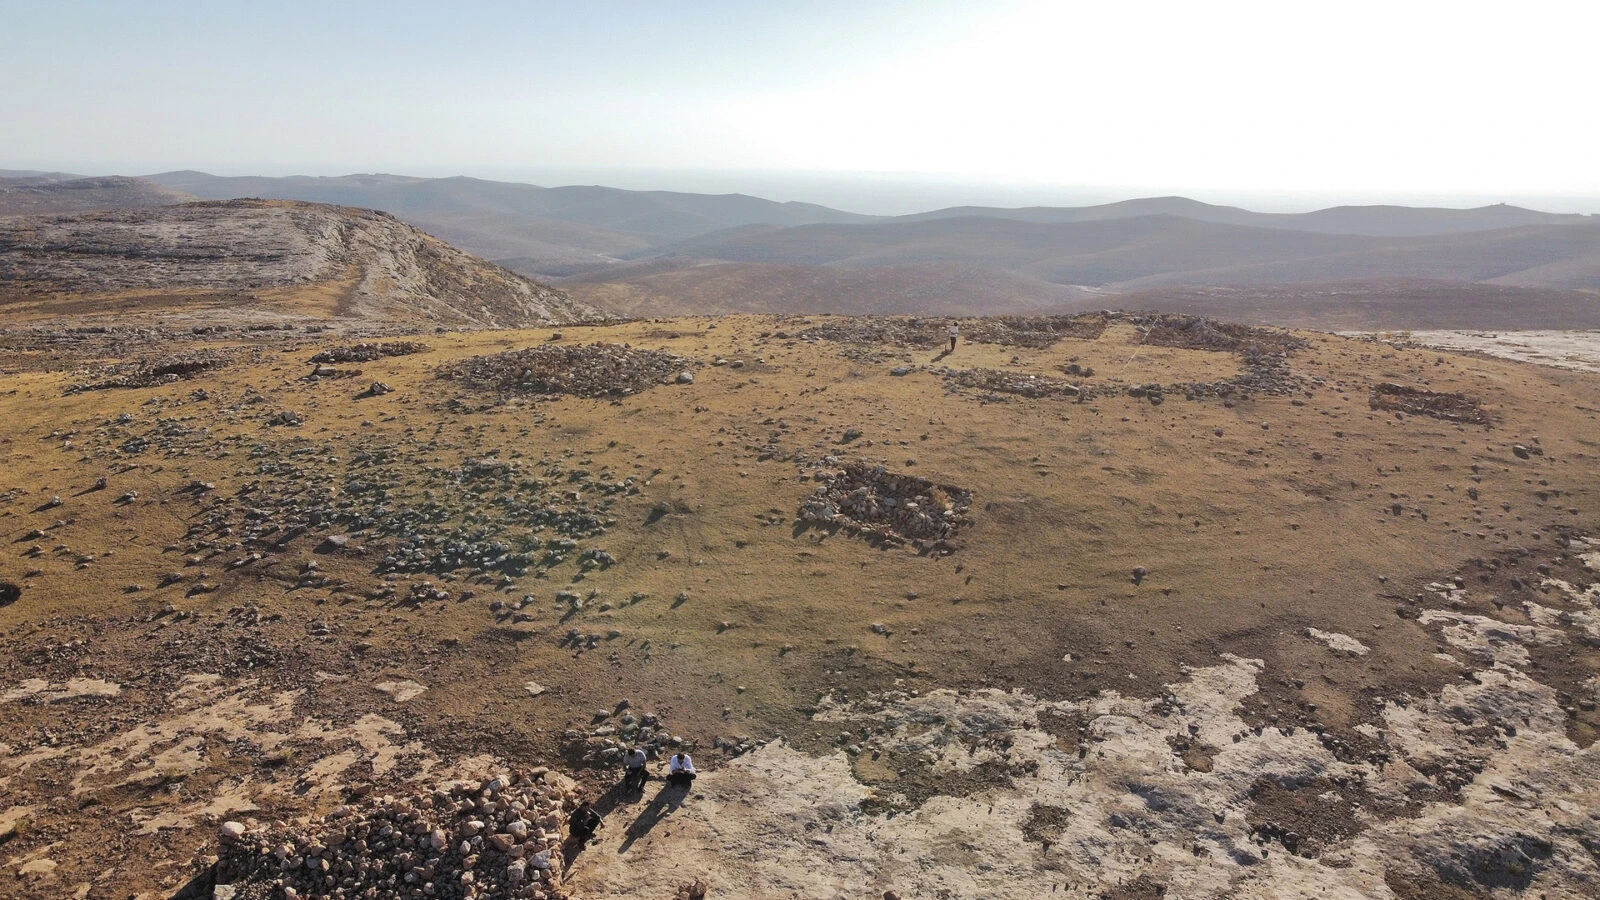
(210, 772), (575, 900)
(309, 341), (431, 364)
(940, 367), (1081, 400)
(799, 461), (973, 546)
(798, 318), (946, 350)
(1134, 313), (1308, 355)
(566, 705), (686, 770)
(961, 314), (1108, 347)
(436, 343), (693, 398)
(799, 314), (1107, 351)
(1369, 382), (1492, 425)
(64, 348), (239, 393)
(1170, 353), (1307, 400)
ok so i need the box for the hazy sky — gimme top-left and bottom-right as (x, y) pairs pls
(6, 0), (1598, 210)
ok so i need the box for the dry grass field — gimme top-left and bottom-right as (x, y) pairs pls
(1, 311), (1597, 898)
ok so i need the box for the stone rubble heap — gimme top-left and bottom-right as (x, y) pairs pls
(310, 341), (431, 364)
(799, 461), (973, 546)
(565, 703), (690, 770)
(64, 348), (240, 394)
(940, 367), (1082, 400)
(436, 343), (693, 398)
(799, 313), (1108, 351)
(1134, 313), (1308, 354)
(1369, 382), (1493, 426)
(961, 314), (1109, 347)
(1168, 353), (1308, 401)
(212, 772), (576, 900)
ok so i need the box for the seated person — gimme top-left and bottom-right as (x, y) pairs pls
(622, 747), (649, 789)
(567, 800), (604, 847)
(666, 751), (696, 788)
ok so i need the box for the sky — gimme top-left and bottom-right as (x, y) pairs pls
(5, 0), (1599, 214)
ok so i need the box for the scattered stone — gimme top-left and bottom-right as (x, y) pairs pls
(942, 367), (1081, 401)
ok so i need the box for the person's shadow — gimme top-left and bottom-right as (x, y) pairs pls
(615, 782), (690, 854)
(932, 347), (953, 363)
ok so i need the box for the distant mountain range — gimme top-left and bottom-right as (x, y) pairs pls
(3, 169), (1597, 328)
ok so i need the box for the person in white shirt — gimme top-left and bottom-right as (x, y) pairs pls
(667, 751), (696, 788)
(622, 746), (648, 791)
(947, 322), (960, 352)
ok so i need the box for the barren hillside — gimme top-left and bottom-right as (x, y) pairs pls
(0, 175), (193, 218)
(556, 258), (1095, 317)
(0, 312), (1596, 899)
(0, 199), (599, 328)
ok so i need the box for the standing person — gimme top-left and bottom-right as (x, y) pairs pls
(622, 746), (648, 791)
(947, 321), (960, 352)
(667, 751), (696, 788)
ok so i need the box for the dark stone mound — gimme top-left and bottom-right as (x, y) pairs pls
(196, 773), (575, 900)
(800, 313), (1108, 350)
(65, 348), (238, 394)
(798, 461), (972, 546)
(436, 343), (692, 398)
(1133, 314), (1308, 355)
(1370, 382), (1493, 426)
(0, 582), (19, 607)
(309, 341), (430, 364)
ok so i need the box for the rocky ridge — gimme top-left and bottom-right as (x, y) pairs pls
(0, 200), (599, 328)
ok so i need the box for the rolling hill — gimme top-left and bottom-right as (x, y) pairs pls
(0, 174), (195, 217)
(898, 195), (1591, 236)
